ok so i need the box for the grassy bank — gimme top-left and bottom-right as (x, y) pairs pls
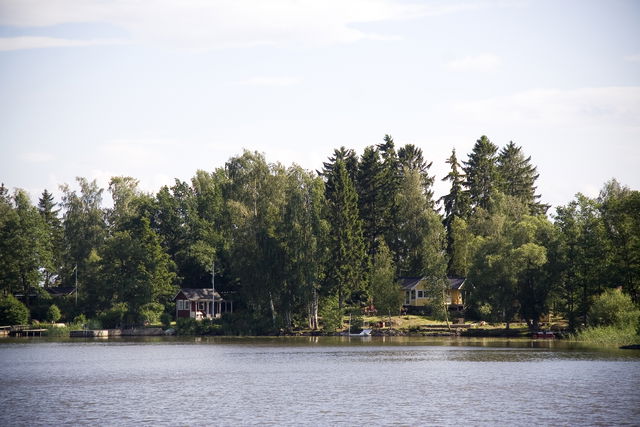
(570, 326), (640, 347)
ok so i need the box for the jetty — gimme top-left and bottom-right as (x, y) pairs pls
(8, 325), (47, 337)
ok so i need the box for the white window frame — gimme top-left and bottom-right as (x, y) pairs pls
(417, 290), (424, 299)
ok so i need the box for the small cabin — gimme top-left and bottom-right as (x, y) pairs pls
(399, 276), (466, 312)
(173, 288), (233, 320)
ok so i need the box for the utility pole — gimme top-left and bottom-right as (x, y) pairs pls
(74, 264), (78, 306)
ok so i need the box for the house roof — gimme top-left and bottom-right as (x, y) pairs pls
(398, 276), (466, 291)
(46, 286), (76, 296)
(399, 277), (423, 291)
(448, 277), (466, 290)
(173, 288), (223, 301)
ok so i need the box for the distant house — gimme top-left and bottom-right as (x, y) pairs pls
(399, 276), (466, 313)
(46, 287), (76, 298)
(173, 288), (233, 320)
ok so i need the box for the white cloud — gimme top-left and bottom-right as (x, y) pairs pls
(21, 150), (55, 163)
(233, 76), (300, 87)
(0, 36), (124, 51)
(0, 0), (482, 50)
(624, 53), (640, 63)
(99, 138), (179, 166)
(446, 54), (502, 72)
(452, 86), (640, 127)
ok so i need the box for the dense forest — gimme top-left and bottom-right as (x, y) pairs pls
(1, 135), (639, 333)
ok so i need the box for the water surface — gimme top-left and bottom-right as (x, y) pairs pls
(1, 337), (638, 426)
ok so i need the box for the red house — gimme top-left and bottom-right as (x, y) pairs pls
(173, 288), (233, 320)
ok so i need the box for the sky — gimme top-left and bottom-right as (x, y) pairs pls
(1, 0), (639, 210)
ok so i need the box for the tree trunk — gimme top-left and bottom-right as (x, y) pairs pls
(308, 288), (319, 330)
(269, 292), (277, 328)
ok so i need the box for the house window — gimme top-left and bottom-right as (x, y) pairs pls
(179, 300), (190, 311)
(417, 290), (424, 298)
(410, 290), (416, 301)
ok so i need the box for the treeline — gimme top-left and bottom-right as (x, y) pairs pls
(0, 135), (638, 332)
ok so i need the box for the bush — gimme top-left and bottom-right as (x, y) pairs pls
(73, 314), (88, 325)
(160, 312), (172, 328)
(221, 312), (273, 335)
(100, 303), (129, 329)
(320, 295), (343, 333)
(589, 288), (640, 329)
(0, 294), (29, 325)
(175, 317), (222, 335)
(176, 317), (198, 335)
(46, 304), (62, 323)
(138, 302), (164, 325)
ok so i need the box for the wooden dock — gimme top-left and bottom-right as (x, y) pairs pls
(8, 325), (47, 337)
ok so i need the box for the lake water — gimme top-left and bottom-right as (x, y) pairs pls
(0, 337), (639, 426)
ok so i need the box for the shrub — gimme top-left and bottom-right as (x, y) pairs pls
(73, 314), (88, 325)
(176, 318), (198, 335)
(175, 317), (222, 335)
(589, 288), (640, 329)
(221, 312), (272, 336)
(320, 295), (343, 333)
(100, 303), (129, 329)
(138, 302), (164, 325)
(160, 312), (172, 328)
(46, 304), (62, 323)
(0, 294), (29, 325)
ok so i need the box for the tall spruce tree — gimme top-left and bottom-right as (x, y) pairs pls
(496, 141), (548, 215)
(463, 136), (498, 212)
(398, 144), (435, 207)
(323, 158), (367, 308)
(38, 189), (63, 288)
(440, 148), (470, 267)
(377, 135), (402, 262)
(356, 146), (385, 257)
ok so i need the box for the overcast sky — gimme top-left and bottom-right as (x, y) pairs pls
(1, 0), (639, 210)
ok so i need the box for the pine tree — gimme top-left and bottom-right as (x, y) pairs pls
(463, 135), (498, 211)
(440, 149), (470, 268)
(496, 141), (548, 215)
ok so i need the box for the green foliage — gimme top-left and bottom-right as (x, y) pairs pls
(463, 135), (498, 211)
(571, 325), (639, 347)
(100, 302), (129, 329)
(174, 318), (222, 335)
(588, 288), (640, 329)
(160, 312), (172, 328)
(46, 304), (62, 323)
(346, 309), (364, 334)
(138, 302), (164, 324)
(323, 157), (367, 308)
(0, 190), (51, 299)
(220, 312), (273, 336)
(319, 295), (343, 332)
(369, 240), (403, 315)
(0, 294), (29, 325)
(2, 142), (639, 339)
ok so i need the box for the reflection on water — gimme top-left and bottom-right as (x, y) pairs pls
(0, 337), (638, 426)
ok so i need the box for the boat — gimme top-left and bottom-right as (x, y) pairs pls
(348, 328), (372, 337)
(343, 314), (372, 336)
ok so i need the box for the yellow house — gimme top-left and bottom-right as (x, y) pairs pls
(399, 276), (466, 312)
